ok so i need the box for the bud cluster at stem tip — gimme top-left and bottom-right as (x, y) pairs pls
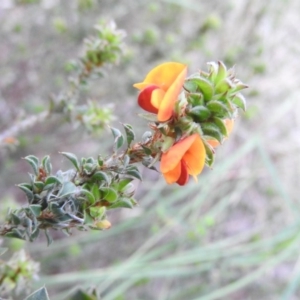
(133, 61), (248, 186)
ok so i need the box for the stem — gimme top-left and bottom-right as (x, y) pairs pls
(0, 111), (49, 146)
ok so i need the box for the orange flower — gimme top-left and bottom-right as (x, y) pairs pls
(133, 62), (187, 122)
(160, 134), (206, 186)
(207, 119), (234, 148)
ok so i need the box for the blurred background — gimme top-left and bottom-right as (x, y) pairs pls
(1, 0), (300, 299)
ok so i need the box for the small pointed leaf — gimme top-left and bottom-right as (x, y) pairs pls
(232, 93), (247, 111)
(24, 155), (39, 176)
(100, 187), (118, 203)
(123, 123), (135, 147)
(109, 197), (134, 209)
(18, 184), (34, 203)
(61, 152), (80, 172)
(110, 127), (124, 150)
(57, 182), (77, 198)
(212, 117), (228, 136)
(25, 286), (50, 300)
(189, 105), (211, 121)
(45, 176), (63, 186)
(29, 205), (42, 217)
(92, 171), (110, 183)
(215, 61), (227, 84)
(81, 189), (96, 204)
(201, 123), (223, 143)
(42, 156), (52, 175)
(206, 100), (231, 117)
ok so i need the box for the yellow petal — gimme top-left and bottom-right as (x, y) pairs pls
(160, 134), (197, 173)
(151, 88), (165, 109)
(133, 82), (152, 90)
(157, 66), (187, 122)
(183, 135), (206, 176)
(162, 161), (181, 184)
(133, 62), (187, 91)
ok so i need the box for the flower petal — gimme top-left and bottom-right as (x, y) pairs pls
(183, 134), (206, 176)
(157, 66), (187, 122)
(162, 161), (181, 184)
(137, 85), (159, 113)
(133, 62), (187, 91)
(176, 160), (189, 186)
(160, 134), (197, 173)
(151, 88), (165, 109)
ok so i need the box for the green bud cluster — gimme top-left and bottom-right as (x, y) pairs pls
(183, 61), (248, 166)
(0, 249), (39, 298)
(82, 20), (126, 72)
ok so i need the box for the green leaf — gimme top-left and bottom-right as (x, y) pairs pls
(33, 181), (44, 192)
(61, 152), (80, 171)
(49, 203), (65, 216)
(109, 197), (134, 209)
(215, 61), (227, 84)
(42, 155), (52, 175)
(212, 117), (228, 136)
(206, 100), (231, 117)
(123, 154), (130, 167)
(142, 145), (152, 155)
(89, 206), (106, 219)
(84, 210), (94, 225)
(11, 213), (21, 225)
(92, 171), (110, 183)
(57, 182), (77, 198)
(232, 92), (247, 111)
(45, 229), (53, 246)
(91, 183), (100, 201)
(201, 123), (223, 143)
(126, 167), (142, 180)
(81, 189), (96, 205)
(23, 155), (39, 176)
(118, 178), (133, 191)
(203, 141), (215, 167)
(83, 163), (96, 174)
(110, 127), (124, 150)
(69, 289), (98, 300)
(186, 77), (214, 101)
(230, 82), (248, 93)
(189, 105), (211, 121)
(215, 78), (233, 94)
(5, 228), (25, 240)
(187, 92), (204, 106)
(184, 80), (198, 93)
(29, 205), (42, 217)
(45, 176), (63, 186)
(123, 123), (135, 146)
(18, 184), (34, 203)
(207, 61), (219, 82)
(100, 187), (118, 202)
(25, 286), (50, 300)
(30, 228), (40, 242)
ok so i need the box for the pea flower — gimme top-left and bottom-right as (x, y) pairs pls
(207, 119), (234, 148)
(133, 62), (187, 122)
(160, 134), (206, 186)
